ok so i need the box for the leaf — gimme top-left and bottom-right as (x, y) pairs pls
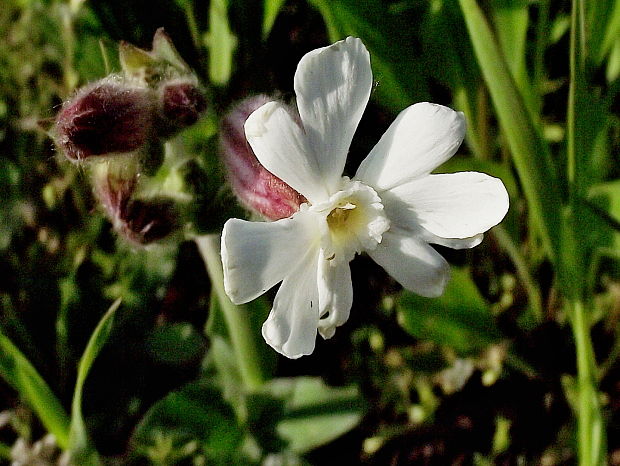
(247, 377), (365, 454)
(263, 0), (287, 38)
(589, 180), (620, 225)
(397, 268), (501, 354)
(606, 36), (620, 82)
(145, 323), (207, 367)
(587, 180), (620, 251)
(587, 0), (620, 66)
(204, 0), (237, 86)
(490, 0), (536, 115)
(131, 379), (243, 463)
(0, 330), (70, 449)
(66, 298), (121, 464)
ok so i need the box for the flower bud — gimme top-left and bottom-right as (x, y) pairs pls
(55, 77), (154, 162)
(158, 79), (207, 135)
(220, 95), (306, 220)
(92, 161), (139, 224)
(92, 161), (179, 246)
(117, 198), (180, 245)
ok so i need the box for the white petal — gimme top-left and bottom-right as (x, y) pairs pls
(382, 172), (509, 239)
(221, 209), (321, 304)
(245, 101), (330, 203)
(294, 37), (372, 194)
(376, 194), (484, 249)
(317, 252), (353, 340)
(355, 103), (466, 191)
(262, 248), (321, 359)
(368, 228), (450, 297)
(424, 232), (484, 250)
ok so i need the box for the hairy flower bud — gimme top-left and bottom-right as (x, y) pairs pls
(92, 162), (179, 246)
(55, 77), (154, 162)
(158, 79), (207, 135)
(221, 95), (306, 220)
(117, 198), (180, 245)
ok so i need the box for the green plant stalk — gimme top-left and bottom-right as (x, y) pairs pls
(196, 234), (266, 390)
(59, 4), (78, 95)
(566, 0), (605, 463)
(492, 225), (543, 321)
(533, 0), (550, 112)
(571, 299), (604, 465)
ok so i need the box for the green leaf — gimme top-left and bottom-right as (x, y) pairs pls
(145, 323), (207, 366)
(248, 377), (365, 454)
(606, 36), (620, 82)
(589, 180), (620, 225)
(588, 0), (620, 66)
(131, 379), (243, 463)
(458, 0), (562, 265)
(204, 0), (237, 86)
(66, 298), (121, 464)
(0, 330), (70, 449)
(587, 180), (620, 251)
(397, 268), (501, 354)
(263, 0), (287, 38)
(490, 0), (536, 115)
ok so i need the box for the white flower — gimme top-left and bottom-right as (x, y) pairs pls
(221, 37), (509, 359)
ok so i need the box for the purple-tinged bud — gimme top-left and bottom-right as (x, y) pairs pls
(117, 198), (180, 245)
(159, 79), (207, 132)
(55, 77), (154, 162)
(93, 163), (138, 224)
(221, 95), (306, 220)
(92, 161), (179, 246)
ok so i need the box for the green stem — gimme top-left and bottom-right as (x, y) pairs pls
(491, 225), (543, 322)
(183, 2), (201, 52)
(566, 1), (605, 463)
(59, 4), (78, 94)
(197, 234), (266, 390)
(570, 300), (604, 465)
(533, 0), (550, 113)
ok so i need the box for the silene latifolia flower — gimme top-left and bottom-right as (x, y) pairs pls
(220, 37), (509, 359)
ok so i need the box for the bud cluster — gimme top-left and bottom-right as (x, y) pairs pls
(54, 29), (207, 245)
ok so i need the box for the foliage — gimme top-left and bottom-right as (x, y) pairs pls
(0, 0), (618, 464)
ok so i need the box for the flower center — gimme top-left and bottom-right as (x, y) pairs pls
(326, 202), (355, 231)
(311, 178), (390, 264)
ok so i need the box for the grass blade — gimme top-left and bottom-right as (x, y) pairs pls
(66, 298), (121, 463)
(204, 0), (237, 86)
(263, 0), (287, 38)
(0, 330), (70, 449)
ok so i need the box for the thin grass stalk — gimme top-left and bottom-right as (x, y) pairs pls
(566, 0), (605, 463)
(196, 234), (266, 391)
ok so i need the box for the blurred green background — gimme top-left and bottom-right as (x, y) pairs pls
(0, 0), (619, 464)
